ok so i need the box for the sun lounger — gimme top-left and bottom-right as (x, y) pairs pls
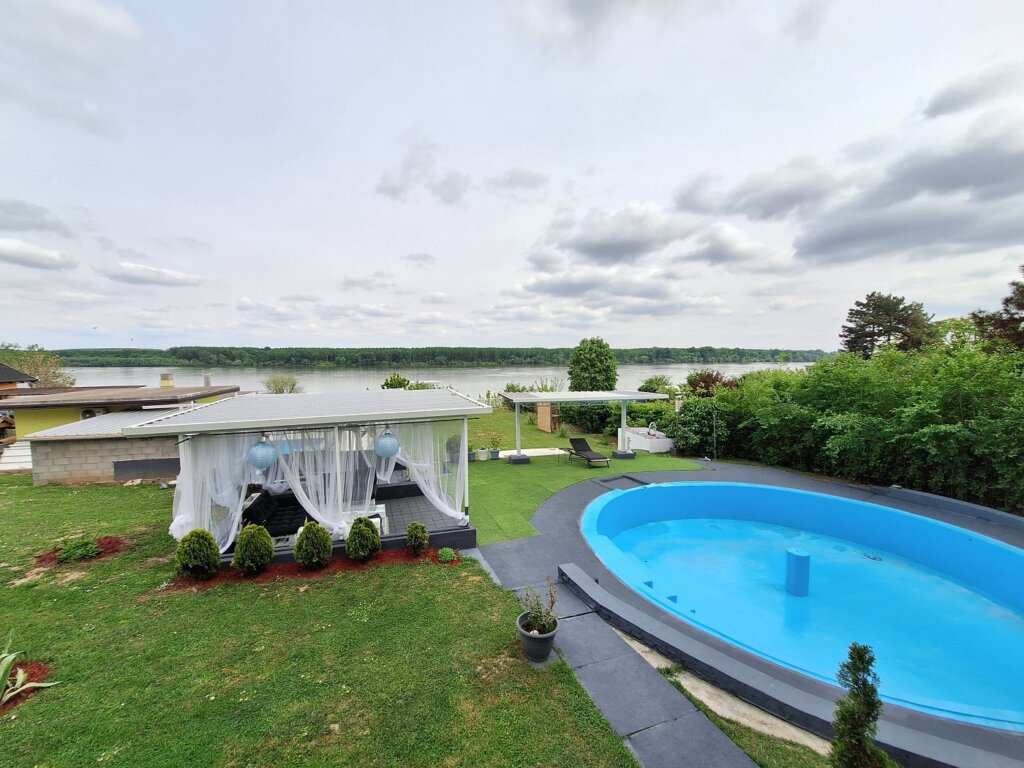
(568, 438), (611, 467)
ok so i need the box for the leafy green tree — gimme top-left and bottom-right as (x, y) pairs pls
(263, 374), (303, 393)
(970, 265), (1024, 350)
(638, 374), (673, 393)
(830, 643), (889, 768)
(567, 337), (617, 391)
(663, 398), (728, 458)
(0, 343), (75, 387)
(840, 292), (937, 358)
(381, 372), (410, 389)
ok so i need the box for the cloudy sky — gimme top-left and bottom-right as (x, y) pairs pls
(3, 0), (1024, 352)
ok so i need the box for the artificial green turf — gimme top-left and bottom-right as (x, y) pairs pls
(468, 409), (608, 451)
(661, 669), (830, 768)
(469, 453), (703, 546)
(0, 475), (638, 768)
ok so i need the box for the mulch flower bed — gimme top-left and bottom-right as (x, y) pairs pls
(35, 536), (130, 567)
(170, 547), (462, 592)
(0, 662), (52, 715)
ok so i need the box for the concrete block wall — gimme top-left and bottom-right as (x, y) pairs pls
(31, 437), (179, 486)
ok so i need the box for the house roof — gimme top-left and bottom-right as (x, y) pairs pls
(0, 385), (143, 400)
(24, 408), (180, 441)
(3, 385), (240, 409)
(122, 389), (492, 437)
(0, 363), (37, 384)
(499, 390), (670, 404)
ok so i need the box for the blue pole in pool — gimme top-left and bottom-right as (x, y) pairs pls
(786, 548), (810, 597)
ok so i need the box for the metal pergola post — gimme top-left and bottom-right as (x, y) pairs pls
(612, 399), (635, 459)
(461, 416), (470, 514)
(509, 402), (530, 464)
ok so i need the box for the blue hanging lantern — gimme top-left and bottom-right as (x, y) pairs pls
(374, 427), (400, 459)
(246, 435), (278, 471)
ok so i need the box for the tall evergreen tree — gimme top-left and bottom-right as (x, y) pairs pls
(970, 265), (1024, 350)
(840, 292), (936, 358)
(830, 643), (889, 768)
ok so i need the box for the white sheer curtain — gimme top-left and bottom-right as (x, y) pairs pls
(267, 427), (375, 537)
(387, 421), (467, 525)
(170, 433), (257, 553)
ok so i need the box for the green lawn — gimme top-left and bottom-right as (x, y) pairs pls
(468, 408), (610, 451)
(0, 476), (638, 768)
(467, 407), (703, 546)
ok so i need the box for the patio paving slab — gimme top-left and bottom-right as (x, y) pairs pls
(554, 613), (634, 668)
(628, 715), (758, 768)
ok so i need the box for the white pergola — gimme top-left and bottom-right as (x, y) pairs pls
(499, 390), (669, 462)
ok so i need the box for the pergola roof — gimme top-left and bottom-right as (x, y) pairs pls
(122, 389), (492, 437)
(25, 409), (179, 441)
(500, 390), (669, 404)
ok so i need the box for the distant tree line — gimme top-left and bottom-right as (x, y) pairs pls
(52, 345), (828, 369)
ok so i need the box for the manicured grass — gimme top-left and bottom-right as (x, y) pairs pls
(662, 668), (829, 768)
(469, 453), (703, 546)
(0, 475), (638, 768)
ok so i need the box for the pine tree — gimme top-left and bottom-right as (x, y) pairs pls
(829, 643), (889, 768)
(840, 293), (936, 358)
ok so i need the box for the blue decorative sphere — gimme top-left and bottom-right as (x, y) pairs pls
(246, 439), (278, 471)
(374, 430), (400, 459)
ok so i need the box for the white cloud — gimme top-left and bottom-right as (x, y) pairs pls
(422, 292), (449, 304)
(0, 199), (72, 235)
(98, 260), (203, 286)
(924, 64), (1023, 119)
(401, 252), (436, 267)
(0, 238), (77, 269)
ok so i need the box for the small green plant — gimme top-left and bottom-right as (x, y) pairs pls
(2, 631), (59, 706)
(381, 372), (410, 389)
(437, 547), (458, 563)
(830, 642), (890, 768)
(232, 524), (274, 574)
(520, 578), (558, 634)
(488, 432), (502, 450)
(56, 538), (102, 564)
(175, 529), (220, 580)
(556, 425), (568, 438)
(346, 517), (381, 562)
(406, 521), (429, 557)
(294, 521), (333, 569)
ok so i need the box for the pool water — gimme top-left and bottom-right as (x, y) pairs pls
(582, 483), (1024, 732)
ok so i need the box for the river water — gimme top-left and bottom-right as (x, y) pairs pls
(68, 362), (810, 397)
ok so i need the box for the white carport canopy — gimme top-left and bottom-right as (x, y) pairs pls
(499, 390), (669, 456)
(122, 389), (492, 552)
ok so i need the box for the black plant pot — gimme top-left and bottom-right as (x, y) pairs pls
(517, 612), (558, 662)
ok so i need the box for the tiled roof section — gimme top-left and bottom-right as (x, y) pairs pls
(3, 385), (240, 408)
(25, 409), (180, 440)
(0, 363), (37, 384)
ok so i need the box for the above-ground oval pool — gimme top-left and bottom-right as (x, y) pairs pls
(581, 482), (1024, 732)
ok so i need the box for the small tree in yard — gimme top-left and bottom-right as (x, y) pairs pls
(830, 642), (889, 768)
(381, 372), (410, 389)
(567, 337), (617, 391)
(0, 343), (75, 387)
(263, 374), (303, 393)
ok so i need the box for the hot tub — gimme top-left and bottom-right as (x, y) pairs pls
(618, 426), (674, 453)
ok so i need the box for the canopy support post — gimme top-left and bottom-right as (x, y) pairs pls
(333, 426), (344, 529)
(612, 400), (636, 459)
(461, 417), (470, 515)
(510, 402), (529, 464)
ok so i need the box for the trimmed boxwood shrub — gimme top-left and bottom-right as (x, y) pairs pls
(294, 521), (333, 569)
(345, 517), (381, 563)
(437, 547), (458, 564)
(406, 521), (429, 557)
(57, 538), (102, 564)
(175, 529), (220, 580)
(232, 524), (274, 574)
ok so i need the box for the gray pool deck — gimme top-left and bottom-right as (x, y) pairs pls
(479, 460), (1024, 768)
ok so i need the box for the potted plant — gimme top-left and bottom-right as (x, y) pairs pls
(467, 446), (476, 462)
(476, 445), (489, 461)
(517, 579), (558, 662)
(488, 433), (501, 460)
(446, 435), (461, 465)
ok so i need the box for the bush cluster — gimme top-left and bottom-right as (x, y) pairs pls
(175, 529), (220, 580)
(346, 517), (381, 562)
(57, 538), (102, 564)
(294, 521), (333, 569)
(406, 521), (429, 557)
(232, 524), (274, 574)
(437, 547), (458, 564)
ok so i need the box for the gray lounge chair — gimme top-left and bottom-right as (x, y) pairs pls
(568, 438), (611, 467)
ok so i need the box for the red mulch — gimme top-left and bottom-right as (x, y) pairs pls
(34, 535), (130, 567)
(170, 547), (462, 592)
(0, 662), (52, 714)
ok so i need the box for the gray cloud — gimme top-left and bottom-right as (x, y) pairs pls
(682, 223), (785, 267)
(401, 252), (436, 266)
(482, 168), (549, 196)
(421, 291), (449, 305)
(924, 65), (1022, 118)
(98, 260), (203, 286)
(0, 199), (71, 236)
(281, 293), (323, 303)
(319, 303), (393, 321)
(0, 237), (77, 270)
(340, 270), (396, 289)
(236, 296), (294, 320)
(426, 171), (471, 205)
(675, 159), (836, 219)
(525, 249), (566, 273)
(518, 0), (690, 46)
(376, 144), (471, 205)
(0, 78), (115, 133)
(552, 203), (691, 263)
(783, 0), (835, 42)
(794, 198), (1024, 263)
